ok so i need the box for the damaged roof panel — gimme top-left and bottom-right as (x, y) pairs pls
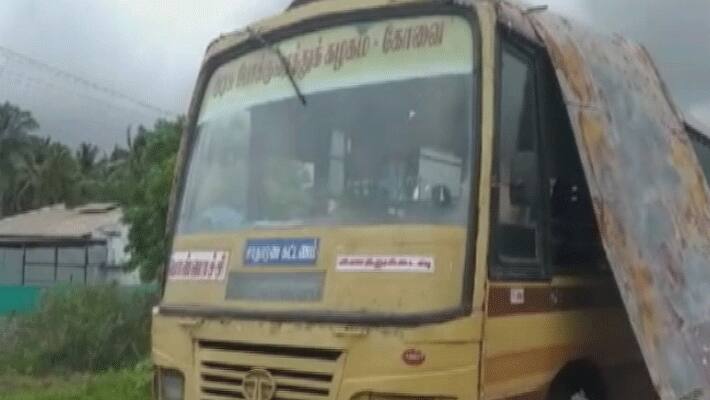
(498, 2), (710, 398)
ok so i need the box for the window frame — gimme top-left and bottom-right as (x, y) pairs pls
(491, 28), (610, 281)
(489, 28), (551, 281)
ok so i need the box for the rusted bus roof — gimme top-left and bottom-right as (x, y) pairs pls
(0, 203), (123, 240)
(499, 2), (710, 398)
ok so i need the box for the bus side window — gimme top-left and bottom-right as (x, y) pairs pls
(490, 39), (546, 280)
(538, 52), (606, 275)
(492, 33), (607, 280)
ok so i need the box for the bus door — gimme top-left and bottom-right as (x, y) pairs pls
(479, 29), (645, 400)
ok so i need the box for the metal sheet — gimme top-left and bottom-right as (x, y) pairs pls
(503, 4), (710, 399)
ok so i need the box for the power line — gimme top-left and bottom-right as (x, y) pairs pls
(0, 45), (179, 117)
(0, 66), (166, 119)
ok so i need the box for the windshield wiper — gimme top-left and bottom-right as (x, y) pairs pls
(245, 26), (307, 106)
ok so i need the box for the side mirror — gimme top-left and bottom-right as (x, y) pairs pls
(510, 151), (539, 206)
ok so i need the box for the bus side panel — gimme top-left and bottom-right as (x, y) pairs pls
(481, 279), (643, 400)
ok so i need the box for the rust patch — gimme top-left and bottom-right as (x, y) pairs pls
(576, 110), (610, 164)
(542, 37), (594, 104)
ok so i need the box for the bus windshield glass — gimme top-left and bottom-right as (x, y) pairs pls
(177, 15), (476, 234)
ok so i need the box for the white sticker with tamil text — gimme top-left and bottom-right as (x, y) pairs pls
(167, 251), (229, 281)
(336, 255), (434, 273)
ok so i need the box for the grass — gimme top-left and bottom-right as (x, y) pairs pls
(0, 362), (152, 400)
(0, 285), (156, 399)
(0, 285), (156, 375)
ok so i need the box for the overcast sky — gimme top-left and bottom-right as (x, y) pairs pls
(0, 0), (708, 150)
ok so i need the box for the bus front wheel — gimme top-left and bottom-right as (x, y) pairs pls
(547, 360), (606, 400)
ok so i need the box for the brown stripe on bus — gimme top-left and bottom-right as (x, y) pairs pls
(487, 285), (622, 317)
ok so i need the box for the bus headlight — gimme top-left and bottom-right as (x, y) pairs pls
(157, 369), (184, 400)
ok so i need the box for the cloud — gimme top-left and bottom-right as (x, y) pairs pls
(542, 0), (590, 20)
(0, 0), (290, 149)
(2, 0), (291, 110)
(566, 0), (710, 110)
(529, 0), (710, 136)
(0, 0), (708, 150)
(690, 103), (710, 131)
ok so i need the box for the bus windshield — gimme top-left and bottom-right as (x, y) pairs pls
(177, 15), (476, 234)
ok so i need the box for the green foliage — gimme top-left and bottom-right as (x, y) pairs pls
(0, 103), (82, 215)
(0, 101), (184, 281)
(0, 102), (41, 215)
(119, 119), (182, 281)
(80, 119), (182, 281)
(0, 101), (39, 138)
(0, 362), (152, 400)
(12, 136), (81, 210)
(0, 285), (156, 375)
(75, 142), (100, 174)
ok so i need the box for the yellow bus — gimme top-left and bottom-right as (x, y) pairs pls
(151, 1), (710, 399)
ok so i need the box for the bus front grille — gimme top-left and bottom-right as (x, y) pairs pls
(197, 340), (341, 400)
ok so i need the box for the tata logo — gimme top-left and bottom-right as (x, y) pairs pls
(243, 369), (276, 400)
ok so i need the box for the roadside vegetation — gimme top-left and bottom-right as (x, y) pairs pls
(0, 284), (156, 399)
(0, 102), (174, 396)
(0, 362), (151, 400)
(0, 285), (156, 375)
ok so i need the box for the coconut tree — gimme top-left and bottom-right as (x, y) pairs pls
(0, 102), (39, 215)
(75, 142), (99, 175)
(0, 102), (38, 139)
(13, 137), (79, 212)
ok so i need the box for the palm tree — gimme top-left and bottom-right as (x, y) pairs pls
(75, 142), (99, 175)
(41, 142), (80, 206)
(0, 102), (39, 216)
(0, 102), (38, 139)
(75, 143), (117, 204)
(13, 137), (79, 212)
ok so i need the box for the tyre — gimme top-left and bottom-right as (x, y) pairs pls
(548, 384), (592, 400)
(547, 362), (606, 400)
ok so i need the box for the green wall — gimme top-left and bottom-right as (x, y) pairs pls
(0, 285), (41, 315)
(0, 284), (157, 315)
